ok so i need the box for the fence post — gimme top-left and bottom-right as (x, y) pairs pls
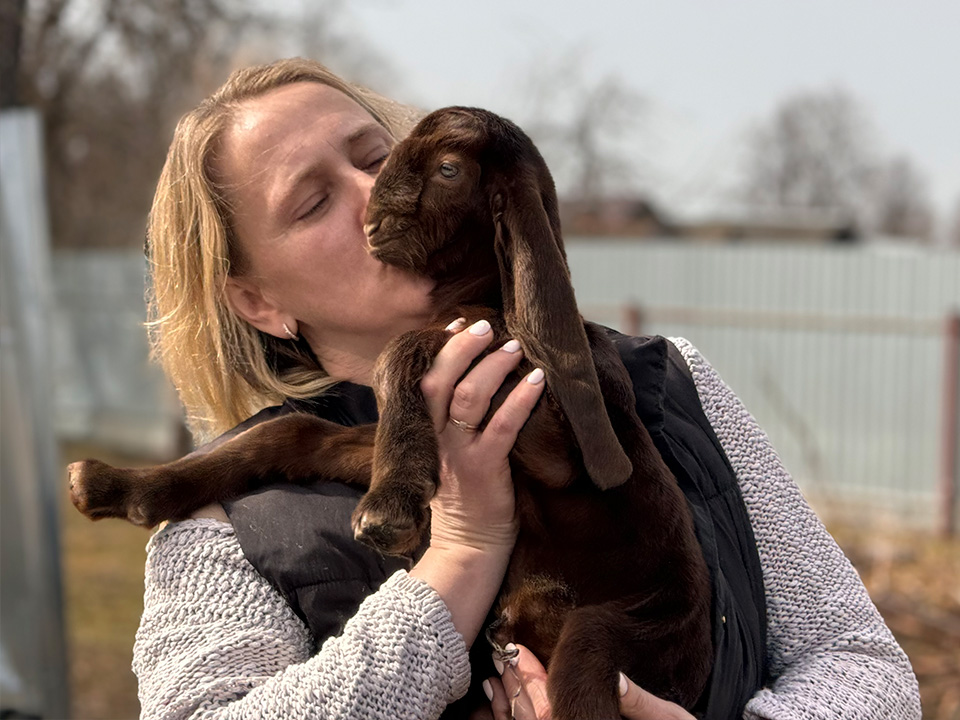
(941, 311), (960, 538)
(0, 108), (70, 718)
(622, 303), (644, 336)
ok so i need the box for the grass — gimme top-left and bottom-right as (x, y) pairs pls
(61, 443), (149, 720)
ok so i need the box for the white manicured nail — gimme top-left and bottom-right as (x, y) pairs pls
(469, 319), (491, 336)
(619, 672), (629, 697)
(482, 679), (494, 701)
(526, 368), (545, 384)
(503, 643), (519, 666)
(492, 655), (504, 675)
(501, 339), (522, 353)
(445, 317), (466, 331)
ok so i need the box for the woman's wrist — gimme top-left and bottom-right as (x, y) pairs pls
(428, 512), (518, 553)
(410, 540), (513, 649)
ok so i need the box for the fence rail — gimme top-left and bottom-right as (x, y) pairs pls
(612, 305), (945, 336)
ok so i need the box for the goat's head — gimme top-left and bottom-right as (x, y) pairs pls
(367, 107), (632, 490)
(364, 107), (497, 276)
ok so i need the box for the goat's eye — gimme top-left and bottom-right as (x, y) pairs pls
(439, 162), (459, 179)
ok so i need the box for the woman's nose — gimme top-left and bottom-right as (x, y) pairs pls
(352, 167), (375, 218)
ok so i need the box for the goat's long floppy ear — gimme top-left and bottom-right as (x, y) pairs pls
(493, 185), (632, 490)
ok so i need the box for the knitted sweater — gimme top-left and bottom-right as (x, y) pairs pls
(133, 340), (921, 720)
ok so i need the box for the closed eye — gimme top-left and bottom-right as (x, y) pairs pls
(365, 153), (389, 174)
(297, 195), (328, 221)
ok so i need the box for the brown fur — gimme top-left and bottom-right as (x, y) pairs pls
(68, 107), (712, 719)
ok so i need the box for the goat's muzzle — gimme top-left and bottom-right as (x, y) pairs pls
(363, 219), (381, 239)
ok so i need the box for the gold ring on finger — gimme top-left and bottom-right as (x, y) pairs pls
(448, 417), (480, 433)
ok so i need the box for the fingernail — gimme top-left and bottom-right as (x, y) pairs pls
(469, 319), (491, 336)
(503, 643), (519, 667)
(501, 339), (522, 353)
(526, 368), (545, 384)
(482, 679), (494, 701)
(492, 655), (504, 675)
(619, 672), (629, 697)
(445, 317), (466, 331)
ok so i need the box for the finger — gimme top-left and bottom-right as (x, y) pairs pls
(444, 339), (526, 433)
(618, 672), (695, 720)
(421, 319), (495, 431)
(498, 666), (539, 720)
(475, 368), (546, 456)
(498, 644), (552, 720)
(445, 316), (467, 333)
(484, 677), (513, 720)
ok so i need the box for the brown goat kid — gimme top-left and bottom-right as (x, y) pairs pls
(68, 107), (712, 719)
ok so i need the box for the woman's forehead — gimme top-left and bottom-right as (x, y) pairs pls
(232, 83), (372, 141)
(216, 83), (380, 179)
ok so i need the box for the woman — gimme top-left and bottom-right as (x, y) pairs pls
(135, 58), (920, 719)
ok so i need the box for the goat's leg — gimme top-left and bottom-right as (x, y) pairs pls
(68, 415), (375, 527)
(543, 604), (634, 720)
(545, 600), (710, 720)
(352, 326), (454, 556)
(489, 583), (658, 720)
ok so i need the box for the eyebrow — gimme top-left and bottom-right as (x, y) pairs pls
(345, 121), (391, 147)
(275, 122), (390, 220)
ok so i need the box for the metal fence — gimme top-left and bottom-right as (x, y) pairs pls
(48, 241), (960, 532)
(567, 239), (960, 532)
(53, 250), (183, 459)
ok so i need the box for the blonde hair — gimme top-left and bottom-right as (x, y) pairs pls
(147, 58), (421, 442)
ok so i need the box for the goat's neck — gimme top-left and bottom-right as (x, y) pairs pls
(425, 228), (502, 319)
(429, 264), (502, 320)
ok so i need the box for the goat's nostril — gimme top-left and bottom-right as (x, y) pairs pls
(363, 220), (381, 238)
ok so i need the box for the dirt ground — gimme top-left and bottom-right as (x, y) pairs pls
(60, 444), (960, 719)
(828, 524), (960, 720)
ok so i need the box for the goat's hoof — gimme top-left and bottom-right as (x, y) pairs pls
(484, 615), (520, 662)
(67, 460), (152, 526)
(68, 460), (105, 516)
(351, 498), (424, 556)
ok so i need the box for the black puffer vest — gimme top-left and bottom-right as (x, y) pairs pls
(213, 333), (767, 719)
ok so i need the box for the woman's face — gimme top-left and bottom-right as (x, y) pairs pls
(215, 82), (435, 381)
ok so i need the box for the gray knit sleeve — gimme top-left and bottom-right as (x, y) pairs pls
(669, 338), (921, 720)
(133, 518), (471, 720)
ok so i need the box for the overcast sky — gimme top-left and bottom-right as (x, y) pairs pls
(332, 0), (959, 232)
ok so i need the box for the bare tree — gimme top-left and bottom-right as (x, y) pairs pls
(271, 0), (397, 93)
(15, 0), (386, 249)
(0, 0), (27, 107)
(518, 51), (647, 202)
(742, 88), (877, 222)
(16, 0), (258, 247)
(872, 155), (934, 241)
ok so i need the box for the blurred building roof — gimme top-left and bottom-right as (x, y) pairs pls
(561, 196), (860, 243)
(671, 206), (859, 243)
(560, 197), (673, 238)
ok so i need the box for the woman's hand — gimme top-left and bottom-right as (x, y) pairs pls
(484, 644), (696, 720)
(409, 318), (545, 648)
(420, 318), (544, 552)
